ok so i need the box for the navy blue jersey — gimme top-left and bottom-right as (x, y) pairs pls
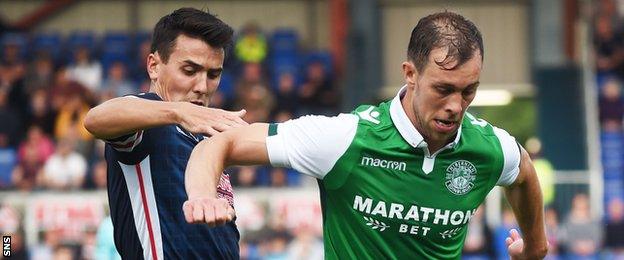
(105, 93), (239, 260)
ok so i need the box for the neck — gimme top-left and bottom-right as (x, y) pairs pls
(149, 82), (167, 101)
(401, 90), (447, 153)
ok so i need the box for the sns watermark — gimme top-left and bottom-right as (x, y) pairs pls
(3, 236), (10, 257)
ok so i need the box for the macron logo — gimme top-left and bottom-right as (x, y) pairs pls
(357, 106), (380, 124)
(360, 156), (407, 172)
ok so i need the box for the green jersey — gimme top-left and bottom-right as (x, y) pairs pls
(266, 88), (521, 259)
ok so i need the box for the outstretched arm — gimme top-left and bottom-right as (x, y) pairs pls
(504, 147), (549, 259)
(84, 96), (247, 139)
(183, 123), (270, 226)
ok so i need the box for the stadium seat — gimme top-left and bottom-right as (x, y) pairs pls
(0, 32), (27, 61)
(101, 31), (132, 73)
(270, 29), (299, 55)
(31, 32), (62, 61)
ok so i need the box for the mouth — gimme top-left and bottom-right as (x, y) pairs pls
(190, 100), (205, 106)
(433, 119), (457, 133)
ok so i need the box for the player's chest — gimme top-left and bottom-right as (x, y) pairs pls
(329, 149), (497, 208)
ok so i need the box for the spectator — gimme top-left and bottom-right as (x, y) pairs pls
(40, 137), (87, 190)
(6, 230), (27, 260)
(0, 89), (21, 147)
(31, 229), (61, 260)
(494, 208), (518, 260)
(0, 40), (28, 117)
(66, 46), (102, 93)
(239, 83), (274, 123)
(559, 193), (602, 258)
(298, 61), (338, 115)
(286, 225), (323, 260)
(544, 208), (561, 259)
(0, 133), (16, 189)
(54, 91), (93, 155)
(272, 72), (298, 116)
(599, 78), (624, 131)
(235, 62), (267, 96)
(95, 216), (120, 260)
(49, 67), (89, 112)
(463, 206), (494, 259)
(131, 39), (151, 83)
(235, 22), (268, 63)
(53, 244), (76, 260)
(90, 159), (107, 189)
(100, 61), (136, 99)
(24, 52), (55, 95)
(525, 137), (556, 206)
(594, 15), (623, 77)
(605, 198), (624, 258)
(25, 88), (56, 136)
(13, 125), (54, 190)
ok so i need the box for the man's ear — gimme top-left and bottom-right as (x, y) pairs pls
(147, 52), (161, 81)
(402, 61), (418, 89)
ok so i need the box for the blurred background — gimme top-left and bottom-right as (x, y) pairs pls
(0, 0), (618, 259)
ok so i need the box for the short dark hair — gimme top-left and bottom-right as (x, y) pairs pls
(407, 11), (483, 72)
(151, 7), (233, 63)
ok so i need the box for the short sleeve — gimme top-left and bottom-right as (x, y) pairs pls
(265, 114), (359, 179)
(493, 127), (521, 186)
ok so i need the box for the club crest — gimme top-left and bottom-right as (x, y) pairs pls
(445, 160), (477, 195)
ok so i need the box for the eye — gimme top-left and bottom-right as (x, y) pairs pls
(462, 87), (477, 97)
(436, 86), (453, 95)
(208, 71), (222, 79)
(182, 67), (196, 76)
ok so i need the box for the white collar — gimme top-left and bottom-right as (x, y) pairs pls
(389, 85), (462, 149)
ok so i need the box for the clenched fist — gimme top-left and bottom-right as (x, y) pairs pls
(183, 197), (236, 227)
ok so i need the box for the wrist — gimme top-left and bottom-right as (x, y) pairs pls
(165, 102), (183, 125)
(522, 243), (548, 259)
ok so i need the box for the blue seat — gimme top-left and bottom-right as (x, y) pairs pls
(101, 32), (131, 72)
(0, 33), (27, 61)
(31, 32), (62, 61)
(65, 31), (97, 63)
(303, 51), (333, 76)
(218, 71), (235, 100)
(270, 29), (299, 55)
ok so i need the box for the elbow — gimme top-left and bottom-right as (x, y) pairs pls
(83, 109), (99, 135)
(84, 108), (108, 139)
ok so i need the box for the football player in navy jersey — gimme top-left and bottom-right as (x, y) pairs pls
(85, 8), (244, 259)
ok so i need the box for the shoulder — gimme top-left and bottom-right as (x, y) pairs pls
(461, 112), (516, 146)
(351, 101), (394, 130)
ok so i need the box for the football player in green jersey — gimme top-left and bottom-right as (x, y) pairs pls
(183, 11), (548, 259)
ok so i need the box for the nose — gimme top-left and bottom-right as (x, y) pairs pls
(192, 74), (217, 95)
(444, 93), (464, 116)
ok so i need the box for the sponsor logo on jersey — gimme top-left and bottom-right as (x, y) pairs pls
(445, 160), (477, 195)
(360, 156), (406, 172)
(357, 106), (380, 124)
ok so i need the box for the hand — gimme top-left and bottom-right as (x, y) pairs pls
(176, 102), (248, 136)
(506, 229), (548, 260)
(183, 197), (236, 227)
(506, 229), (524, 259)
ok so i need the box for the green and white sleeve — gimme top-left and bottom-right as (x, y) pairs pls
(265, 113), (359, 179)
(493, 127), (522, 186)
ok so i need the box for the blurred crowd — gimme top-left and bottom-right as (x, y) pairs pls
(0, 22), (341, 194)
(2, 2), (624, 258)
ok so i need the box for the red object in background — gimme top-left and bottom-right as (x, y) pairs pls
(33, 198), (103, 242)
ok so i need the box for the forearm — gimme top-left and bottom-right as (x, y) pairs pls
(185, 137), (230, 200)
(85, 97), (179, 139)
(505, 173), (548, 257)
(185, 123), (270, 199)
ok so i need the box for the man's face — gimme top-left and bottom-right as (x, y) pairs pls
(148, 34), (224, 106)
(404, 47), (482, 147)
